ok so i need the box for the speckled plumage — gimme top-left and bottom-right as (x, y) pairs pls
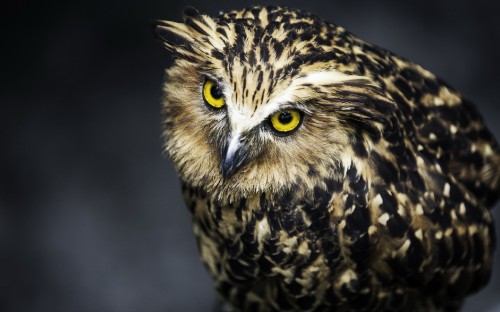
(154, 6), (500, 312)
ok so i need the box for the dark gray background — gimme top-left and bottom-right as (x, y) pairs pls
(1, 0), (499, 311)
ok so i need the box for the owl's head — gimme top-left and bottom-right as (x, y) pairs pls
(154, 6), (395, 201)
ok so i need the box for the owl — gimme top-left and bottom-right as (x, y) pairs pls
(153, 6), (500, 312)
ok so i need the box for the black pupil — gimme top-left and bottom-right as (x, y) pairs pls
(278, 111), (293, 124)
(210, 84), (223, 99)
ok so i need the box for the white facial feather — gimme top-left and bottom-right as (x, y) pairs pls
(297, 70), (366, 86)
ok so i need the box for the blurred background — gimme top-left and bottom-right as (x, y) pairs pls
(1, 0), (499, 311)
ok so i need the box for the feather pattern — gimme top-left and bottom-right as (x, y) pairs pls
(154, 6), (500, 311)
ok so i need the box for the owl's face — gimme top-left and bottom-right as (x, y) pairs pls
(155, 7), (392, 200)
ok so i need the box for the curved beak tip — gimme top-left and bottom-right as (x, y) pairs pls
(221, 159), (236, 179)
(220, 134), (247, 179)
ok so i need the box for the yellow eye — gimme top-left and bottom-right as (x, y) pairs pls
(269, 110), (302, 134)
(203, 79), (225, 109)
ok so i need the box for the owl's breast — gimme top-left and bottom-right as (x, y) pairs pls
(181, 151), (495, 311)
(182, 182), (396, 311)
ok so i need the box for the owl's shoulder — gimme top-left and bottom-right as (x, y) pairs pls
(349, 39), (500, 206)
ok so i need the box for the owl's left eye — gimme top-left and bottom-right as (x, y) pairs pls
(269, 110), (302, 135)
(203, 79), (225, 109)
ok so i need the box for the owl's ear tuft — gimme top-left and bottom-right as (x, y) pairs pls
(183, 6), (201, 19)
(152, 20), (198, 59)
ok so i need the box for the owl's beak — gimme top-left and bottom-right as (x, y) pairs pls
(221, 133), (248, 178)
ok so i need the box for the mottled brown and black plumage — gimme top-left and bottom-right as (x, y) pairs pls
(153, 6), (500, 312)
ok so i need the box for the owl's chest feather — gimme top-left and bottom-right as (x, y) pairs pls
(183, 183), (379, 311)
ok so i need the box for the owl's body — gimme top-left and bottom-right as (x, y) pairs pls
(154, 6), (500, 312)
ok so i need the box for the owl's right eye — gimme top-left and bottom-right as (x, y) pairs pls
(203, 79), (225, 109)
